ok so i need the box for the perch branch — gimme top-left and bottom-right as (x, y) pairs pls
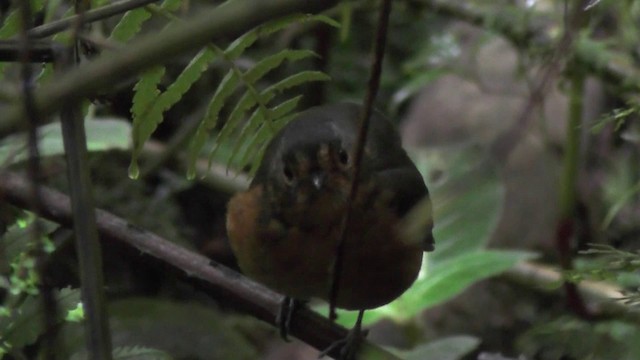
(0, 171), (400, 360)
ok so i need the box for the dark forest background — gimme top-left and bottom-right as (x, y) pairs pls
(1, 0), (640, 359)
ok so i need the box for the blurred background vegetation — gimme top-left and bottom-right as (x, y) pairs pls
(1, 0), (640, 359)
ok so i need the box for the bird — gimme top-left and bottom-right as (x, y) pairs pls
(226, 102), (434, 358)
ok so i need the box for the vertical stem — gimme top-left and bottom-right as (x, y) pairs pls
(328, 0), (392, 320)
(17, 2), (59, 359)
(556, 60), (590, 317)
(59, 1), (113, 353)
(559, 67), (584, 221)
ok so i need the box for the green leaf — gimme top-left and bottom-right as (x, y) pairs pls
(225, 14), (338, 59)
(109, 7), (152, 42)
(72, 346), (174, 360)
(263, 71), (331, 95)
(246, 113), (297, 175)
(402, 250), (537, 315)
(59, 298), (258, 360)
(227, 96), (302, 168)
(130, 48), (216, 177)
(0, 117), (131, 166)
(0, 218), (59, 267)
(0, 0), (46, 77)
(244, 49), (317, 83)
(409, 145), (504, 264)
(401, 335), (480, 360)
(132, 66), (166, 121)
(112, 346), (174, 360)
(157, 47), (216, 111)
(109, 0), (180, 42)
(327, 250), (536, 326)
(0, 288), (81, 349)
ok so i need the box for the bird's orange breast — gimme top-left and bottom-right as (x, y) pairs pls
(226, 184), (423, 310)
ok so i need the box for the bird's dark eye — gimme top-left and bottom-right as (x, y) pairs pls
(338, 148), (349, 165)
(283, 165), (294, 184)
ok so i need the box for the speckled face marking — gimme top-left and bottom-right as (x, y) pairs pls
(318, 143), (332, 171)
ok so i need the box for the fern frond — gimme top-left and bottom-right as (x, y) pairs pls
(225, 13), (338, 59)
(246, 113), (298, 175)
(226, 95), (303, 168)
(109, 0), (181, 42)
(129, 48), (216, 178)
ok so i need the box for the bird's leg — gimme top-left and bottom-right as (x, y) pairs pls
(319, 309), (367, 360)
(276, 296), (304, 341)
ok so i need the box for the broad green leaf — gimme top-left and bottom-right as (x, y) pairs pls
(112, 346), (173, 360)
(0, 117), (131, 165)
(401, 335), (480, 360)
(72, 346), (174, 360)
(328, 250), (536, 326)
(0, 288), (81, 349)
(401, 250), (537, 315)
(410, 145), (504, 263)
(59, 298), (258, 360)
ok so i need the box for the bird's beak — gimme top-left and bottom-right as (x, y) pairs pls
(311, 172), (325, 190)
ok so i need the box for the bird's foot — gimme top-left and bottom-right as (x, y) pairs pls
(319, 310), (367, 360)
(276, 296), (304, 342)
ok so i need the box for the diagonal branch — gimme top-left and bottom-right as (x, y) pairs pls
(0, 171), (400, 360)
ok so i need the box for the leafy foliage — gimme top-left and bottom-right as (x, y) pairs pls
(0, 287), (81, 354)
(59, 298), (260, 360)
(567, 244), (640, 305)
(71, 346), (174, 360)
(517, 317), (640, 360)
(184, 14), (337, 179)
(0, 115), (131, 166)
(399, 335), (480, 360)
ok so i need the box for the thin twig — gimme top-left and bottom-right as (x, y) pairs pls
(328, 0), (392, 321)
(16, 2), (58, 359)
(27, 0), (161, 39)
(0, 40), (57, 62)
(0, 171), (401, 360)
